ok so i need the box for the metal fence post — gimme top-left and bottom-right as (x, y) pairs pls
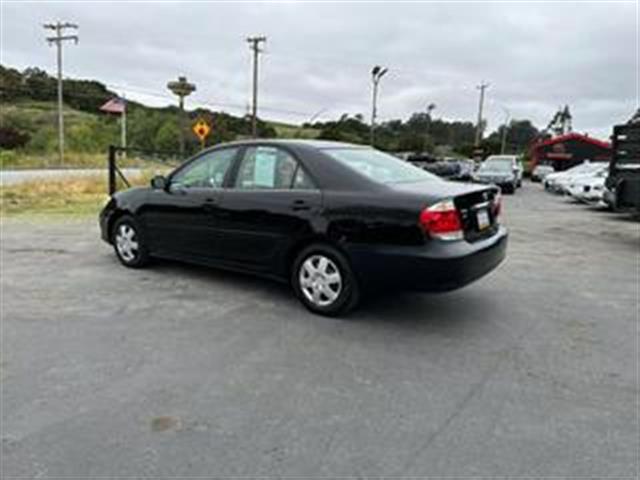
(108, 145), (116, 196)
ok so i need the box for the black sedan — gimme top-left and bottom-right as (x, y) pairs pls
(100, 140), (507, 316)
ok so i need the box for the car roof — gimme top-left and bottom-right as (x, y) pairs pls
(218, 139), (369, 150)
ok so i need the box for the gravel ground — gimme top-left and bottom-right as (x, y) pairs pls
(1, 183), (638, 477)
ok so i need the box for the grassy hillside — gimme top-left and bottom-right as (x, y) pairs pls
(0, 100), (320, 169)
(269, 120), (320, 139)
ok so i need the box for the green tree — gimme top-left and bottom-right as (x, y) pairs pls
(154, 118), (181, 152)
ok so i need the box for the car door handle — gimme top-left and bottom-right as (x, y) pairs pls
(203, 197), (218, 211)
(291, 199), (311, 211)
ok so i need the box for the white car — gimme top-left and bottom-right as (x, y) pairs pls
(555, 164), (608, 195)
(531, 164), (554, 182)
(566, 168), (608, 203)
(544, 162), (605, 194)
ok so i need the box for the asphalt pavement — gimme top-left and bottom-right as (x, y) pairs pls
(1, 184), (638, 477)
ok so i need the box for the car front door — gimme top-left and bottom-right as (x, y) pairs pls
(215, 145), (322, 273)
(141, 147), (239, 260)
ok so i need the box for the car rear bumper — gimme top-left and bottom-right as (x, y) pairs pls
(345, 226), (508, 292)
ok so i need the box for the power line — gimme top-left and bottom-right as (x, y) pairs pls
(43, 21), (78, 166)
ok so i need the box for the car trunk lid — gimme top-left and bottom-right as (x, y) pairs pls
(391, 180), (501, 242)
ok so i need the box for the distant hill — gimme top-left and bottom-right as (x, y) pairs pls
(0, 65), (319, 161)
(1, 64), (541, 162)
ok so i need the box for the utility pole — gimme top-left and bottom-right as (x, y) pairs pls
(500, 107), (511, 154)
(121, 93), (127, 156)
(474, 81), (490, 147)
(167, 76), (196, 156)
(44, 21), (78, 166)
(370, 65), (388, 146)
(247, 36), (267, 138)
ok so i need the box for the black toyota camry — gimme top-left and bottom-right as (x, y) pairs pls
(100, 140), (507, 316)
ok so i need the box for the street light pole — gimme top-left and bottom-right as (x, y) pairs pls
(500, 107), (511, 154)
(370, 65), (388, 147)
(424, 102), (436, 152)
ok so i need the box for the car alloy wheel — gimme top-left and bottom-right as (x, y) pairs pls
(299, 254), (342, 307)
(115, 224), (139, 263)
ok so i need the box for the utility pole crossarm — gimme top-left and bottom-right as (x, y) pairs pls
(46, 35), (79, 43)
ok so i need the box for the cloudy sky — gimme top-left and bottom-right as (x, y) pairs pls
(1, 0), (637, 138)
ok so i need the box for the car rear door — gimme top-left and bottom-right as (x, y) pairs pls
(215, 145), (322, 273)
(141, 147), (239, 259)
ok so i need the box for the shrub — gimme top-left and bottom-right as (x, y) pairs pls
(0, 126), (30, 149)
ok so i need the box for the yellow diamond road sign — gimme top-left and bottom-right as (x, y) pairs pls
(192, 119), (211, 141)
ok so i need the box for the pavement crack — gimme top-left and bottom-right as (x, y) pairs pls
(402, 360), (500, 471)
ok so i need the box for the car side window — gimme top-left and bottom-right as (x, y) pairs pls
(235, 146), (306, 190)
(292, 165), (316, 189)
(172, 148), (237, 189)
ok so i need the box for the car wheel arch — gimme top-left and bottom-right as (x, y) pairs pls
(284, 235), (351, 282)
(107, 209), (136, 243)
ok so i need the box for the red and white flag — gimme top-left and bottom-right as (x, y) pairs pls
(100, 97), (126, 114)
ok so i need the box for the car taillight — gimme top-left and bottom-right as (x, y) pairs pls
(493, 192), (502, 219)
(419, 199), (463, 241)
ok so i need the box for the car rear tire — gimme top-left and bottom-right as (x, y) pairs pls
(503, 183), (516, 194)
(291, 244), (360, 317)
(112, 215), (150, 268)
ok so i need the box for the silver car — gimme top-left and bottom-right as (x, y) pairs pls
(531, 164), (554, 182)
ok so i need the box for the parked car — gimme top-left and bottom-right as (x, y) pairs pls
(100, 140), (507, 316)
(545, 162), (609, 195)
(422, 160), (461, 179)
(544, 162), (607, 194)
(566, 168), (608, 203)
(449, 158), (476, 181)
(531, 164), (554, 182)
(421, 158), (477, 182)
(472, 155), (521, 193)
(406, 153), (439, 170)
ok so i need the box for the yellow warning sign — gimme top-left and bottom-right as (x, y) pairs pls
(192, 119), (211, 142)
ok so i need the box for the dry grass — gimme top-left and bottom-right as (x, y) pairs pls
(1, 152), (181, 170)
(1, 152), (106, 170)
(0, 171), (157, 217)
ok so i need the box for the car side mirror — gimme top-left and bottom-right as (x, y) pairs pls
(151, 175), (168, 190)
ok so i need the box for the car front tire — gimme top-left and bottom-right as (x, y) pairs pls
(503, 183), (516, 194)
(291, 244), (360, 317)
(112, 215), (150, 268)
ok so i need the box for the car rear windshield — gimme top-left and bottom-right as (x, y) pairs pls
(324, 148), (440, 184)
(480, 158), (513, 171)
